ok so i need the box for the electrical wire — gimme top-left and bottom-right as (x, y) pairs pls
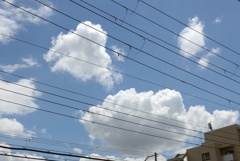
(0, 144), (116, 161)
(139, 0), (240, 57)
(1, 0), (240, 146)
(3, 0), (240, 108)
(0, 146), (168, 161)
(34, 0), (240, 97)
(0, 0), (239, 158)
(0, 77), (238, 139)
(0, 153), (55, 161)
(0, 132), (153, 156)
(1, 33), (237, 131)
(0, 86), (240, 146)
(0, 0), (239, 135)
(0, 100), (240, 157)
(109, 0), (240, 67)
(0, 98), (198, 146)
(75, 0), (240, 81)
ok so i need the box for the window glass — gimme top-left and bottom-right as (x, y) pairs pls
(202, 152), (210, 161)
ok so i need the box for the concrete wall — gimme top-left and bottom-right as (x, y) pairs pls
(186, 124), (240, 161)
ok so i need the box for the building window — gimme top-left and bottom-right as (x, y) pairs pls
(202, 152), (210, 161)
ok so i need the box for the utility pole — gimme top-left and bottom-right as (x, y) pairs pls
(144, 153), (158, 161)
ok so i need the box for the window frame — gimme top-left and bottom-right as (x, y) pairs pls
(202, 152), (210, 161)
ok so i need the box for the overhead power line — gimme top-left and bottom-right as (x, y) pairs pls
(35, 0), (240, 97)
(0, 77), (239, 138)
(75, 0), (240, 80)
(109, 0), (240, 67)
(2, 0), (240, 138)
(1, 99), (240, 155)
(3, 0), (240, 107)
(0, 144), (115, 161)
(139, 0), (240, 57)
(0, 131), (153, 156)
(0, 83), (240, 146)
(0, 98), (198, 146)
(0, 153), (55, 161)
(1, 34), (239, 131)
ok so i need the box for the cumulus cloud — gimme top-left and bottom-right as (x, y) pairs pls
(44, 21), (123, 90)
(178, 17), (205, 57)
(0, 118), (34, 137)
(198, 48), (220, 69)
(80, 88), (239, 153)
(0, 57), (40, 73)
(0, 0), (53, 44)
(0, 78), (41, 115)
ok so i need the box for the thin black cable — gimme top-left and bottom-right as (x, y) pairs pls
(110, 0), (240, 67)
(1, 100), (240, 156)
(55, 0), (240, 97)
(0, 86), (203, 135)
(0, 144), (116, 161)
(0, 153), (89, 161)
(139, 0), (240, 57)
(0, 98), (198, 146)
(1, 34), (235, 131)
(75, 0), (240, 80)
(0, 153), (54, 161)
(4, 0), (240, 106)
(0, 144), (169, 161)
(0, 131), (153, 156)
(1, 0), (240, 138)
(0, 77), (237, 139)
(0, 74), (239, 139)
(1, 86), (240, 146)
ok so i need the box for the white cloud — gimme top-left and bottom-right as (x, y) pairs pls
(73, 148), (82, 154)
(0, 0), (53, 44)
(0, 78), (41, 115)
(0, 118), (34, 137)
(80, 88), (239, 153)
(40, 128), (47, 134)
(22, 58), (40, 67)
(111, 45), (126, 62)
(211, 110), (239, 130)
(198, 48), (220, 69)
(178, 17), (205, 57)
(0, 57), (40, 73)
(44, 21), (123, 90)
(214, 17), (222, 24)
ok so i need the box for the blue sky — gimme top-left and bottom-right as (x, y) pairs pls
(0, 0), (240, 160)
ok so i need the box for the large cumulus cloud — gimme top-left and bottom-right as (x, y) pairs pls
(44, 21), (123, 91)
(80, 88), (239, 153)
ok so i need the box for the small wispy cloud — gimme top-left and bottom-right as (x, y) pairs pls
(0, 0), (54, 44)
(214, 17), (222, 24)
(0, 57), (40, 73)
(198, 48), (220, 69)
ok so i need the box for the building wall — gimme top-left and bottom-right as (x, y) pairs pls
(187, 142), (220, 161)
(204, 124), (240, 146)
(187, 124), (240, 161)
